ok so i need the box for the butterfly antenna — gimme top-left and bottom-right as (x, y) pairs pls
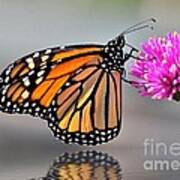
(121, 18), (156, 35)
(124, 24), (154, 34)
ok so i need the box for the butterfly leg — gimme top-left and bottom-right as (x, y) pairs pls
(121, 69), (132, 84)
(125, 44), (155, 61)
(122, 77), (132, 84)
(129, 53), (156, 61)
(125, 43), (139, 53)
(124, 46), (140, 62)
(121, 46), (139, 84)
(128, 54), (144, 60)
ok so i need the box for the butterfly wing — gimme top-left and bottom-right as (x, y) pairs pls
(0, 45), (103, 113)
(49, 68), (122, 145)
(0, 44), (122, 145)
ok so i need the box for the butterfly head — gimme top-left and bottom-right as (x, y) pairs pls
(116, 35), (126, 48)
(103, 18), (156, 72)
(102, 18), (156, 72)
(104, 35), (125, 54)
(102, 35), (126, 72)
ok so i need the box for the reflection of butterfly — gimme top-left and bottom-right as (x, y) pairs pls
(38, 151), (122, 180)
(0, 19), (155, 145)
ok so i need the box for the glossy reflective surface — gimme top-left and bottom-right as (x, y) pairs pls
(29, 151), (122, 180)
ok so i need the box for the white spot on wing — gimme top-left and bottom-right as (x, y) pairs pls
(2, 89), (7, 95)
(33, 52), (40, 58)
(24, 79), (30, 86)
(41, 55), (49, 62)
(24, 102), (29, 107)
(36, 77), (43, 84)
(37, 70), (45, 77)
(5, 69), (11, 75)
(22, 90), (30, 99)
(4, 77), (10, 83)
(28, 62), (35, 69)
(1, 96), (5, 103)
(26, 57), (33, 63)
(7, 101), (11, 107)
(24, 78), (30, 86)
(45, 49), (52, 54)
(26, 58), (35, 69)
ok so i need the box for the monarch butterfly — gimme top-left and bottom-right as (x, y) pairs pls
(35, 151), (122, 180)
(0, 19), (155, 145)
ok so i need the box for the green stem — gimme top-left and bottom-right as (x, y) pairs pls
(173, 91), (180, 102)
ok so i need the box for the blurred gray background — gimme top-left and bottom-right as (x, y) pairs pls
(0, 0), (180, 179)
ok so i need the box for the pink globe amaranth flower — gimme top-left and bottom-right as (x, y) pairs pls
(130, 32), (180, 101)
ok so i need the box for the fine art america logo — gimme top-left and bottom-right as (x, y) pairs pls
(144, 138), (180, 171)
